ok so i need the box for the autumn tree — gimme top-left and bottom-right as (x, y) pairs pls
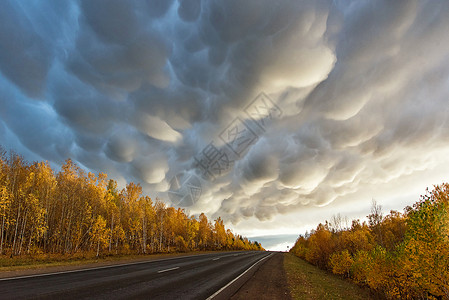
(198, 213), (211, 250)
(329, 249), (353, 277)
(213, 217), (226, 250)
(91, 215), (109, 257)
(290, 184), (449, 299)
(397, 184), (449, 299)
(337, 220), (375, 255)
(0, 148), (264, 257)
(304, 223), (335, 269)
(368, 199), (384, 247)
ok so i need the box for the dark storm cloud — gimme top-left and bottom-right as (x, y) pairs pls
(0, 1), (52, 98)
(1, 0), (449, 229)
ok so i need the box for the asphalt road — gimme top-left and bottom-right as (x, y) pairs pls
(0, 251), (272, 300)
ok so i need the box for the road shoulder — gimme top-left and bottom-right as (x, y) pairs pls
(230, 252), (291, 300)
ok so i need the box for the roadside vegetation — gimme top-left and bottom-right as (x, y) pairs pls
(0, 148), (263, 268)
(290, 184), (449, 299)
(284, 252), (374, 300)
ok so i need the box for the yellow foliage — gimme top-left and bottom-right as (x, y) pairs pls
(304, 223), (335, 269)
(0, 150), (263, 256)
(290, 183), (449, 299)
(329, 250), (353, 277)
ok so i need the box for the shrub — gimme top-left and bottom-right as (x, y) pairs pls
(329, 250), (353, 277)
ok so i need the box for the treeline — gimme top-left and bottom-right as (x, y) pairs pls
(0, 150), (264, 257)
(291, 184), (449, 299)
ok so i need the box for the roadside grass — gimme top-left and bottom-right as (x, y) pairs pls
(284, 253), (375, 300)
(0, 251), (224, 273)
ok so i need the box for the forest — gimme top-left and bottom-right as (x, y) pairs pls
(0, 150), (264, 258)
(290, 184), (449, 299)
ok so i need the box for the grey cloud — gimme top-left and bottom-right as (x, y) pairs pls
(208, 0), (449, 223)
(178, 0), (202, 22)
(105, 127), (139, 163)
(131, 154), (168, 185)
(145, 0), (176, 19)
(1, 0), (449, 231)
(0, 84), (72, 163)
(69, 25), (171, 95)
(134, 113), (182, 143)
(53, 83), (119, 135)
(0, 1), (52, 98)
(80, 0), (140, 45)
(241, 151), (278, 183)
(75, 131), (106, 153)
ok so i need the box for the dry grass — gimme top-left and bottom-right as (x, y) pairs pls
(284, 253), (375, 300)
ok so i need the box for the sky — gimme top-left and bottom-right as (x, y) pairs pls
(1, 0), (449, 251)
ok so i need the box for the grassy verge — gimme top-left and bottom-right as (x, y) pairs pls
(284, 253), (375, 300)
(0, 251), (223, 273)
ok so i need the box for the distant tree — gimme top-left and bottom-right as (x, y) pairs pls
(368, 199), (384, 247)
(329, 213), (349, 233)
(213, 217), (226, 250)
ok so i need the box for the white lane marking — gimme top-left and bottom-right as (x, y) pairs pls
(212, 252), (244, 261)
(206, 253), (274, 300)
(157, 267), (180, 273)
(0, 252), (231, 282)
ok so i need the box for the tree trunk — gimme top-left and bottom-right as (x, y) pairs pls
(0, 211), (5, 254)
(18, 210), (27, 255)
(96, 240), (100, 258)
(44, 193), (50, 253)
(18, 211), (28, 255)
(109, 214), (114, 253)
(12, 204), (21, 256)
(159, 215), (163, 252)
(142, 216), (147, 254)
(27, 226), (34, 254)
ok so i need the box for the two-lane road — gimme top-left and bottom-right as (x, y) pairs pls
(0, 251), (273, 299)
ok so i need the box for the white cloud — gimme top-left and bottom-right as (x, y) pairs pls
(136, 114), (182, 143)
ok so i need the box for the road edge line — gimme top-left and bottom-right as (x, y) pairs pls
(206, 252), (274, 300)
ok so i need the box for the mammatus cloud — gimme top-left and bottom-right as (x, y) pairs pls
(1, 0), (449, 231)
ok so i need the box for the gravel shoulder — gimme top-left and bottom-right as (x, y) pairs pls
(230, 252), (291, 300)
